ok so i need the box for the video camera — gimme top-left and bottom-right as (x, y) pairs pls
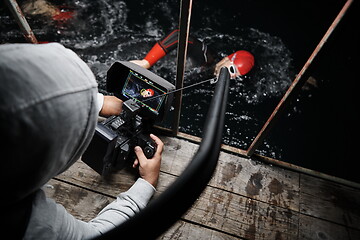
(82, 61), (175, 176)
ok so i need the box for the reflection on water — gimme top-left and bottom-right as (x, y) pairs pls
(0, 0), (295, 159)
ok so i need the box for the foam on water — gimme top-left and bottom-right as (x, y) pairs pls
(0, 0), (295, 158)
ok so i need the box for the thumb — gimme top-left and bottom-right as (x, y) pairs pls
(134, 146), (147, 164)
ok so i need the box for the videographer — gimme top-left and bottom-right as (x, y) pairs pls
(0, 42), (163, 239)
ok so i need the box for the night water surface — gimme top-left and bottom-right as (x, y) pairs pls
(1, 0), (358, 182)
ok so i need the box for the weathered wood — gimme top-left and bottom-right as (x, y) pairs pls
(43, 179), (113, 222)
(300, 174), (360, 229)
(58, 137), (299, 212)
(48, 136), (360, 239)
(160, 221), (240, 240)
(212, 151), (299, 211)
(44, 178), (240, 239)
(298, 214), (360, 240)
(184, 186), (298, 239)
(55, 161), (138, 194)
(54, 160), (177, 199)
(161, 137), (300, 211)
(55, 161), (299, 239)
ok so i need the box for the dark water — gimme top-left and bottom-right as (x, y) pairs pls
(1, 0), (358, 182)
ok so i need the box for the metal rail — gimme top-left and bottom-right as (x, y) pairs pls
(171, 0), (193, 136)
(4, 0), (38, 44)
(245, 0), (354, 157)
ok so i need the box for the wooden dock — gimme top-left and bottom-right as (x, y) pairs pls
(44, 136), (360, 239)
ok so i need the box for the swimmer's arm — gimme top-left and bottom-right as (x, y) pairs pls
(130, 30), (180, 68)
(130, 59), (151, 69)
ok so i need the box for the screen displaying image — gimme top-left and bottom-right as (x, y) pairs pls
(122, 70), (167, 115)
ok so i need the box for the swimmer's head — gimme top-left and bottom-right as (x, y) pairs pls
(228, 50), (255, 76)
(140, 88), (155, 98)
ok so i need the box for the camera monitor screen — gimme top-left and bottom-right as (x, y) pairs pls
(122, 70), (166, 115)
(106, 61), (175, 120)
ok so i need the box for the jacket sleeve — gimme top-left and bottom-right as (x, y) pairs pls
(24, 178), (155, 240)
(86, 178), (155, 235)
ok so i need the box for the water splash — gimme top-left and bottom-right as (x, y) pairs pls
(0, 0), (295, 157)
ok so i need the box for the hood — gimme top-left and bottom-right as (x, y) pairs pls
(0, 43), (98, 205)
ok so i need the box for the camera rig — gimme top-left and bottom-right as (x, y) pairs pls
(82, 61), (175, 176)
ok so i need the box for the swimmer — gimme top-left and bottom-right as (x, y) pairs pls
(21, 0), (74, 23)
(140, 88), (155, 98)
(131, 29), (255, 79)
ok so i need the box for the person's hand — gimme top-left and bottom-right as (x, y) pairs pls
(214, 56), (239, 79)
(133, 134), (163, 187)
(100, 95), (123, 117)
(130, 59), (151, 69)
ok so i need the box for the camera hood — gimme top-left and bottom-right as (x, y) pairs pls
(107, 61), (175, 122)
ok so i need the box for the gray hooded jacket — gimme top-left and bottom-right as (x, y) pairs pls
(0, 43), (155, 239)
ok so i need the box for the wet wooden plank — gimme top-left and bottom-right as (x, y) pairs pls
(48, 171), (360, 240)
(299, 214), (360, 240)
(55, 160), (299, 239)
(53, 136), (300, 239)
(44, 179), (240, 239)
(55, 161), (137, 194)
(300, 174), (360, 229)
(43, 179), (113, 222)
(57, 136), (299, 212)
(50, 136), (360, 239)
(212, 151), (299, 211)
(54, 160), (177, 198)
(160, 221), (240, 240)
(161, 137), (300, 211)
(184, 186), (298, 239)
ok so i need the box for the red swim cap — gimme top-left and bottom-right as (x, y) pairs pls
(227, 50), (255, 75)
(52, 7), (75, 22)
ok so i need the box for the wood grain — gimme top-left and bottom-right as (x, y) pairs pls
(45, 136), (360, 239)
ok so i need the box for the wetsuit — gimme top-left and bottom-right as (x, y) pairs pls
(144, 29), (215, 67)
(144, 29), (254, 76)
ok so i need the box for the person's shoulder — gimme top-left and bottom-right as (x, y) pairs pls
(0, 42), (65, 52)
